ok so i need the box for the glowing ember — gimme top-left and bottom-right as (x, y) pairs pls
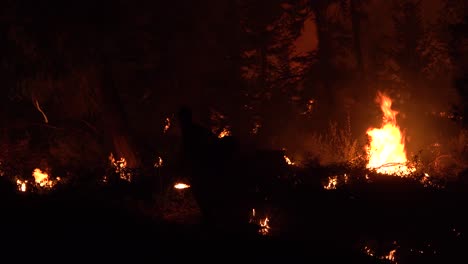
(32, 168), (55, 187)
(366, 92), (414, 175)
(251, 122), (261, 135)
(363, 246), (375, 257)
(218, 127), (231, 138)
(154, 156), (164, 168)
(174, 183), (190, 189)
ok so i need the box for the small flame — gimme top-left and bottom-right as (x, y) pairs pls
(324, 176), (338, 190)
(364, 246), (375, 257)
(251, 122), (261, 135)
(363, 245), (398, 263)
(163, 117), (171, 133)
(174, 183), (190, 189)
(283, 155), (295, 166)
(259, 217), (270, 235)
(302, 99), (315, 115)
(109, 153), (131, 181)
(249, 208), (271, 235)
(154, 156), (164, 168)
(16, 179), (27, 192)
(218, 127), (231, 138)
(385, 249), (396, 262)
(366, 92), (415, 175)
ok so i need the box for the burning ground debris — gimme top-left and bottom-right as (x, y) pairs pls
(366, 92), (415, 176)
(249, 208), (271, 236)
(217, 127), (232, 138)
(320, 170), (444, 190)
(323, 174), (348, 190)
(210, 109), (233, 138)
(14, 168), (60, 193)
(363, 243), (398, 263)
(108, 152), (133, 182)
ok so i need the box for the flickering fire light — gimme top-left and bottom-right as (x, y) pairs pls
(16, 179), (27, 192)
(174, 183), (190, 189)
(32, 168), (55, 188)
(366, 92), (415, 176)
(109, 153), (131, 181)
(283, 155), (295, 166)
(154, 156), (164, 168)
(324, 176), (338, 190)
(249, 208), (271, 235)
(363, 245), (398, 263)
(218, 127), (231, 138)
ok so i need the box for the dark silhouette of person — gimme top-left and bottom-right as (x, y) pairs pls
(177, 107), (220, 224)
(177, 107), (265, 236)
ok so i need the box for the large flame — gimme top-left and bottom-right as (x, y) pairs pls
(366, 92), (414, 175)
(32, 168), (55, 187)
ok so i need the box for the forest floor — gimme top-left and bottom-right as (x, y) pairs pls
(0, 166), (467, 263)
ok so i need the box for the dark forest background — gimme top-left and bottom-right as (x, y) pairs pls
(1, 0), (468, 178)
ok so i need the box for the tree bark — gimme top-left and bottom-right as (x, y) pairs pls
(310, 1), (334, 114)
(95, 64), (141, 169)
(350, 0), (364, 76)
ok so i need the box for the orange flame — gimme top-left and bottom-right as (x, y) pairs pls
(16, 179), (27, 192)
(283, 155), (295, 166)
(218, 127), (231, 138)
(174, 183), (190, 189)
(33, 168), (50, 187)
(366, 92), (414, 175)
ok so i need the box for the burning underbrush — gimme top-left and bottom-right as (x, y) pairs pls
(0, 94), (466, 262)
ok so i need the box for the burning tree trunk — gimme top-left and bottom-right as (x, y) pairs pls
(95, 64), (141, 169)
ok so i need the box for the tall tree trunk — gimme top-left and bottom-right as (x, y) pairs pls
(95, 64), (141, 169)
(223, 0), (245, 137)
(350, 0), (364, 76)
(310, 1), (334, 118)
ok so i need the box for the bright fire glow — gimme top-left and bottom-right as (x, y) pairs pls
(174, 183), (190, 189)
(33, 168), (55, 187)
(385, 249), (396, 262)
(259, 217), (270, 235)
(324, 176), (338, 190)
(249, 208), (271, 235)
(218, 127), (231, 138)
(283, 155), (295, 166)
(366, 92), (414, 175)
(16, 179), (27, 192)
